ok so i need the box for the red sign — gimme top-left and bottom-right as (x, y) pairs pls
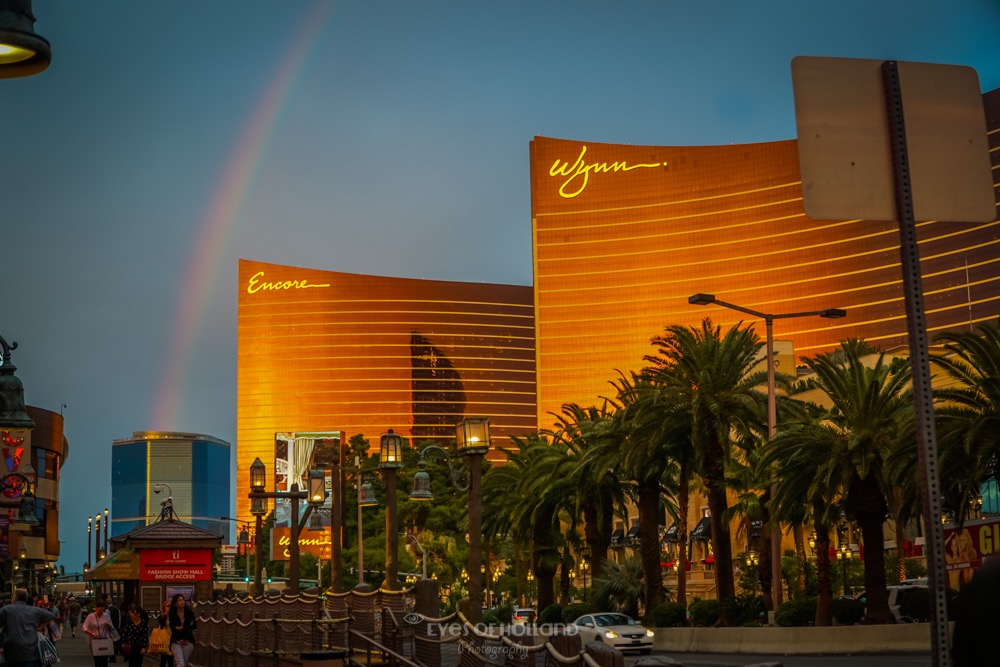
(139, 549), (214, 582)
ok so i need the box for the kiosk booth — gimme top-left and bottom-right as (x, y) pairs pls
(85, 501), (223, 612)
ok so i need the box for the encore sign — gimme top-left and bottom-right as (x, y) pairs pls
(139, 548), (214, 582)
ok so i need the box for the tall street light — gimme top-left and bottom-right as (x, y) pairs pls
(379, 429), (404, 591)
(689, 293), (846, 612)
(409, 417), (490, 623)
(248, 457), (325, 592)
(220, 517), (253, 585)
(837, 543), (853, 596)
(356, 460), (378, 583)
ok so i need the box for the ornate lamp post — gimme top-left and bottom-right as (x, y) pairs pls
(689, 294), (845, 611)
(248, 457), (325, 591)
(379, 429), (404, 591)
(408, 418), (490, 622)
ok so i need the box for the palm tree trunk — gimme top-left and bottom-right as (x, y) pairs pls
(676, 465), (690, 609)
(704, 441), (736, 625)
(583, 497), (612, 582)
(794, 525), (807, 597)
(813, 521), (833, 626)
(559, 549), (572, 605)
(638, 477), (666, 613)
(758, 488), (774, 613)
(852, 476), (893, 624)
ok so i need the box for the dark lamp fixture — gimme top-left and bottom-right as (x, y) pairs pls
(456, 417), (490, 455)
(18, 544), (27, 560)
(820, 308), (847, 319)
(688, 293), (716, 306)
(237, 527), (250, 546)
(379, 428), (403, 469)
(359, 482), (378, 507)
(409, 462), (433, 501)
(0, 0), (51, 79)
(250, 457), (266, 490)
(250, 495), (267, 517)
(308, 468), (326, 506)
(17, 487), (38, 525)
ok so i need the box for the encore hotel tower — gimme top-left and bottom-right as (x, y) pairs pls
(236, 259), (536, 521)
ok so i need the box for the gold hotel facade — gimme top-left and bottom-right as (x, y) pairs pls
(237, 89), (999, 532)
(235, 259), (536, 521)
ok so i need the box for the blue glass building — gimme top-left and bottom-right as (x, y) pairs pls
(111, 431), (230, 542)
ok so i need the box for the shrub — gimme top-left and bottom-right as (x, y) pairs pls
(647, 601), (687, 627)
(561, 603), (590, 624)
(831, 597), (864, 625)
(729, 593), (765, 627)
(775, 596), (816, 627)
(688, 599), (720, 627)
(538, 604), (563, 625)
(481, 609), (502, 626)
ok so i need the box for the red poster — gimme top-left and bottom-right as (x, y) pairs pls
(139, 548), (214, 582)
(943, 518), (1000, 588)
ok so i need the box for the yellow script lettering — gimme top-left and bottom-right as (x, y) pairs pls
(548, 145), (666, 199)
(247, 271), (331, 294)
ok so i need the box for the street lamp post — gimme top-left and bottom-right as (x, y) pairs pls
(379, 429), (404, 591)
(357, 466), (377, 583)
(837, 543), (853, 596)
(580, 558), (589, 600)
(408, 417), (490, 623)
(247, 457), (325, 592)
(220, 517), (253, 585)
(689, 293), (845, 612)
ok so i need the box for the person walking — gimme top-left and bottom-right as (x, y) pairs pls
(118, 601), (149, 667)
(82, 599), (116, 667)
(67, 596), (82, 638)
(0, 588), (57, 667)
(167, 594), (197, 667)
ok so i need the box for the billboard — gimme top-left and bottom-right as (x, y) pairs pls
(943, 517), (1000, 588)
(272, 431), (342, 561)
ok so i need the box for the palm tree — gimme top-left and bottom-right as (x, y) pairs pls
(933, 318), (1000, 514)
(762, 401), (844, 626)
(644, 318), (767, 625)
(780, 339), (912, 624)
(543, 403), (629, 584)
(591, 555), (647, 618)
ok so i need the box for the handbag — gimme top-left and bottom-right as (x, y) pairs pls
(148, 627), (171, 655)
(120, 642), (132, 659)
(37, 632), (59, 666)
(91, 637), (115, 657)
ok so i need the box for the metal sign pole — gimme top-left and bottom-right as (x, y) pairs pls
(881, 60), (951, 667)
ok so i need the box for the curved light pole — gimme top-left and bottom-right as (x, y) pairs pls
(689, 293), (845, 612)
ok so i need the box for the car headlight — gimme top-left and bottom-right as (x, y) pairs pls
(604, 631), (619, 639)
(645, 629), (655, 638)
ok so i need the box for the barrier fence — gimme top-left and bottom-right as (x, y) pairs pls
(193, 590), (617, 667)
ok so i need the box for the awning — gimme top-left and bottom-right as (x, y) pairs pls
(625, 524), (640, 546)
(703, 555), (716, 564)
(84, 548), (139, 581)
(662, 523), (679, 544)
(610, 527), (625, 548)
(690, 516), (712, 542)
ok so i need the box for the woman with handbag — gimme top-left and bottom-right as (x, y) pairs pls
(168, 594), (197, 667)
(118, 602), (149, 667)
(82, 600), (116, 667)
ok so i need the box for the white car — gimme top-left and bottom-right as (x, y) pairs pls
(569, 613), (654, 653)
(512, 607), (535, 625)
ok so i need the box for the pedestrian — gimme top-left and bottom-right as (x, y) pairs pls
(55, 596), (67, 636)
(0, 587), (57, 667)
(67, 596), (82, 638)
(118, 601), (149, 667)
(167, 594), (197, 667)
(82, 599), (116, 667)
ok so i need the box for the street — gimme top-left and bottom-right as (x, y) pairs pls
(625, 650), (932, 667)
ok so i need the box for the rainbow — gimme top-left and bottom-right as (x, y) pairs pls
(152, 1), (338, 430)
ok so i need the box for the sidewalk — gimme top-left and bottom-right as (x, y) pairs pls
(52, 633), (165, 667)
